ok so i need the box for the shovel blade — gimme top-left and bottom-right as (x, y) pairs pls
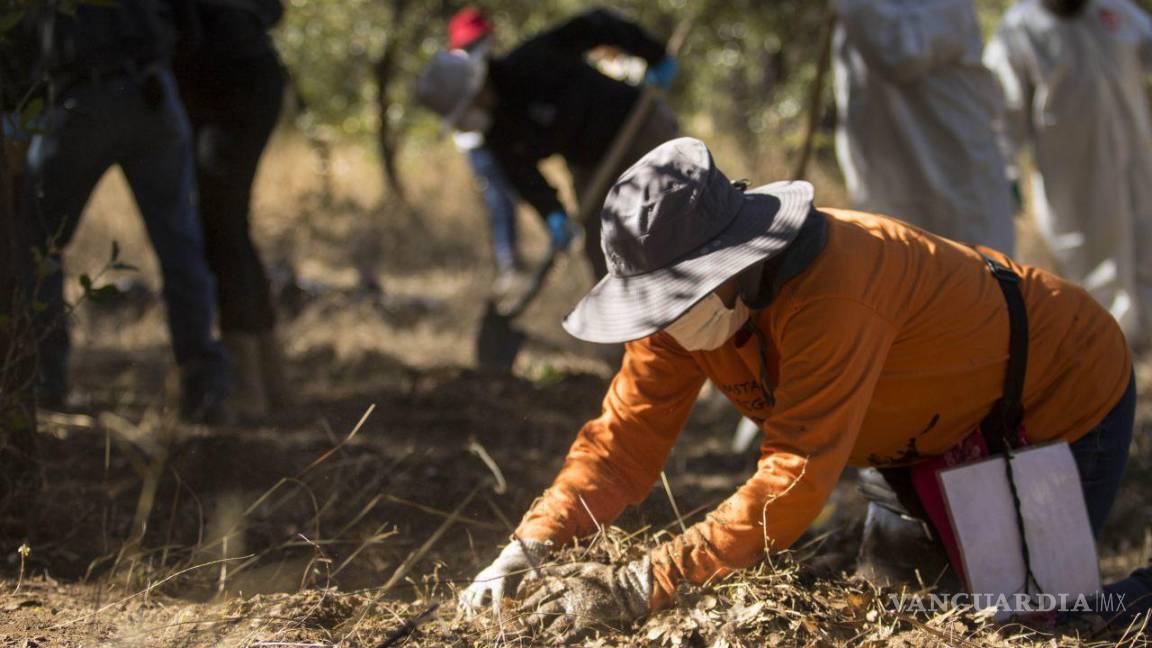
(475, 301), (526, 371)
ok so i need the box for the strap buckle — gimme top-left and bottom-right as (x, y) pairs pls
(983, 256), (1020, 283)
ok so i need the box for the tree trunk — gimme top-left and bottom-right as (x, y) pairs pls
(372, 0), (451, 206)
(373, 40), (407, 204)
(372, 0), (421, 205)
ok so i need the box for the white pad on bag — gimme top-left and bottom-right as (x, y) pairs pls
(938, 442), (1100, 620)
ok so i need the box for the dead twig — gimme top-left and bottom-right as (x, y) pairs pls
(467, 437), (507, 494)
(330, 523), (398, 578)
(300, 404), (375, 476)
(339, 485), (481, 643)
(382, 485), (481, 594)
(53, 555), (254, 629)
(374, 602), (440, 648)
(384, 494), (502, 530)
(483, 494), (516, 533)
(660, 471), (687, 533)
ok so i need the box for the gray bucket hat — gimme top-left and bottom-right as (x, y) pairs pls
(563, 137), (814, 343)
(415, 50), (487, 127)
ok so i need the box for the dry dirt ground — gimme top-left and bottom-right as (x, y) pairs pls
(2, 136), (1149, 647)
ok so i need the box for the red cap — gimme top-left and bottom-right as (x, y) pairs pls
(449, 7), (492, 50)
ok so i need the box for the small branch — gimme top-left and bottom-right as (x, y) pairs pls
(52, 555), (254, 628)
(381, 485), (480, 594)
(660, 471), (687, 533)
(374, 602), (440, 648)
(339, 485), (480, 643)
(467, 437), (507, 494)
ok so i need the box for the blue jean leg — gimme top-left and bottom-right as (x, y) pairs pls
(467, 146), (518, 272)
(24, 86), (123, 398)
(117, 71), (227, 372)
(1069, 373), (1152, 622)
(1070, 373), (1136, 537)
(24, 69), (228, 404)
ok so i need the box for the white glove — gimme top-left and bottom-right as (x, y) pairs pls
(459, 539), (550, 615)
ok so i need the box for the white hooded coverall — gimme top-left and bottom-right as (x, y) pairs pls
(834, 0), (1017, 253)
(984, 0), (1152, 344)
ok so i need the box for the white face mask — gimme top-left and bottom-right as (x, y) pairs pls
(457, 106), (491, 133)
(665, 293), (749, 351)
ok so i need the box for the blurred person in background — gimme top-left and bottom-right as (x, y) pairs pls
(445, 7), (525, 297)
(834, 0), (1017, 253)
(173, 0), (288, 421)
(833, 0), (1021, 566)
(22, 0), (231, 424)
(984, 0), (1152, 349)
(416, 8), (680, 280)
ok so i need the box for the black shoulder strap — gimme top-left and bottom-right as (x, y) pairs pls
(979, 253), (1029, 454)
(979, 252), (1044, 594)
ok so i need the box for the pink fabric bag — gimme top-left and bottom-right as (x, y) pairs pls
(908, 426), (1030, 588)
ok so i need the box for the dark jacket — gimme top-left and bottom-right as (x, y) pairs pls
(197, 0), (282, 26)
(31, 0), (198, 81)
(179, 0), (283, 62)
(485, 9), (667, 217)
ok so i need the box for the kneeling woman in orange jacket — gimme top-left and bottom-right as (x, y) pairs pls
(458, 137), (1148, 635)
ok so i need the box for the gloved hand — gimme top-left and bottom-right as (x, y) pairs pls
(644, 56), (678, 90)
(517, 558), (651, 639)
(546, 210), (573, 250)
(459, 539), (550, 615)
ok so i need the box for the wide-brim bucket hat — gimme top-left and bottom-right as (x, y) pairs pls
(563, 137), (813, 343)
(414, 50), (487, 127)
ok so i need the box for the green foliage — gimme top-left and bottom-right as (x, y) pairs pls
(0, 7), (24, 35)
(273, 0), (1079, 160)
(30, 247), (59, 279)
(85, 283), (124, 302)
(17, 95), (43, 134)
(1, 408), (31, 434)
(76, 241), (135, 303)
(270, 0), (1152, 154)
(277, 0), (395, 135)
(275, 0), (832, 152)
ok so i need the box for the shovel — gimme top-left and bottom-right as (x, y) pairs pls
(475, 249), (560, 369)
(475, 18), (696, 371)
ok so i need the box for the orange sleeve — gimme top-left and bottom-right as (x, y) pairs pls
(514, 332), (707, 545)
(648, 298), (896, 609)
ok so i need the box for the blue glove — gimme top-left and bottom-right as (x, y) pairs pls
(546, 210), (572, 250)
(644, 56), (678, 90)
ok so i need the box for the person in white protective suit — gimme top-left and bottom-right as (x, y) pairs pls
(832, 0), (1019, 585)
(834, 0), (1017, 253)
(984, 0), (1152, 347)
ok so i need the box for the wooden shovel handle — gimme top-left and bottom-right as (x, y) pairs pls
(574, 15), (696, 227)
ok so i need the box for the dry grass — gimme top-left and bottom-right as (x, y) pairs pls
(5, 526), (1147, 646)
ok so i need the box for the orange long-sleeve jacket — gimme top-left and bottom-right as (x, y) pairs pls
(514, 209), (1131, 609)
